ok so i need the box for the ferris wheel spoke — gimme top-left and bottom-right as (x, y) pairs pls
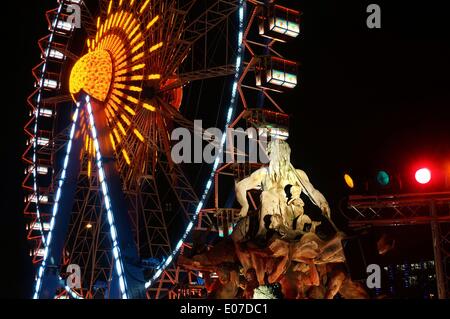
(163, 0), (240, 77)
(156, 97), (217, 146)
(116, 108), (193, 291)
(136, 175), (173, 261)
(158, 64), (236, 92)
(159, 1), (196, 67)
(133, 102), (199, 224)
(79, 1), (98, 37)
(157, 158), (199, 222)
(39, 94), (74, 105)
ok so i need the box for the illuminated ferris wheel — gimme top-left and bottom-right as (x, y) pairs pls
(24, 0), (300, 299)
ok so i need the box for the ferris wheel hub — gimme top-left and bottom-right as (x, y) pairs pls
(69, 49), (113, 102)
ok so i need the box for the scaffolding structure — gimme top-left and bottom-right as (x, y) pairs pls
(344, 191), (450, 298)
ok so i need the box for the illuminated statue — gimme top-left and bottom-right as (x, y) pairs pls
(176, 140), (370, 299)
(235, 140), (330, 238)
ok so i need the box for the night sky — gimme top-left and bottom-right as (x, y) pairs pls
(2, 1), (449, 298)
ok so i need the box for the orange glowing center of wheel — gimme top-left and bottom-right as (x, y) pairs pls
(69, 49), (113, 102)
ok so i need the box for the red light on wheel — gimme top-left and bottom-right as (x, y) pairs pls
(415, 168), (431, 184)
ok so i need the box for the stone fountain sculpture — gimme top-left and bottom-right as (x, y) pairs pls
(177, 140), (368, 299)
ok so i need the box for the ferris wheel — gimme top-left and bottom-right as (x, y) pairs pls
(24, 0), (300, 299)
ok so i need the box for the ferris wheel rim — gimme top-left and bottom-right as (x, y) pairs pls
(30, 0), (73, 299)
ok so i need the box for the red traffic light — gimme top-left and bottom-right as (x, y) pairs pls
(415, 168), (431, 184)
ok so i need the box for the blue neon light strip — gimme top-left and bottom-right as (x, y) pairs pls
(33, 102), (81, 299)
(144, 0), (245, 289)
(85, 96), (128, 299)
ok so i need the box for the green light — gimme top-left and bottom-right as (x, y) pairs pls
(377, 170), (390, 186)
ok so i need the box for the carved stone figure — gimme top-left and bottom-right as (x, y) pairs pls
(176, 140), (369, 299)
(235, 140), (330, 238)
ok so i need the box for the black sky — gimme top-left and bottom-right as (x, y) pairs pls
(2, 1), (449, 298)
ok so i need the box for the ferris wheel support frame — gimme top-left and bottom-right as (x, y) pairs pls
(35, 95), (148, 299)
(86, 96), (146, 299)
(35, 103), (83, 299)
